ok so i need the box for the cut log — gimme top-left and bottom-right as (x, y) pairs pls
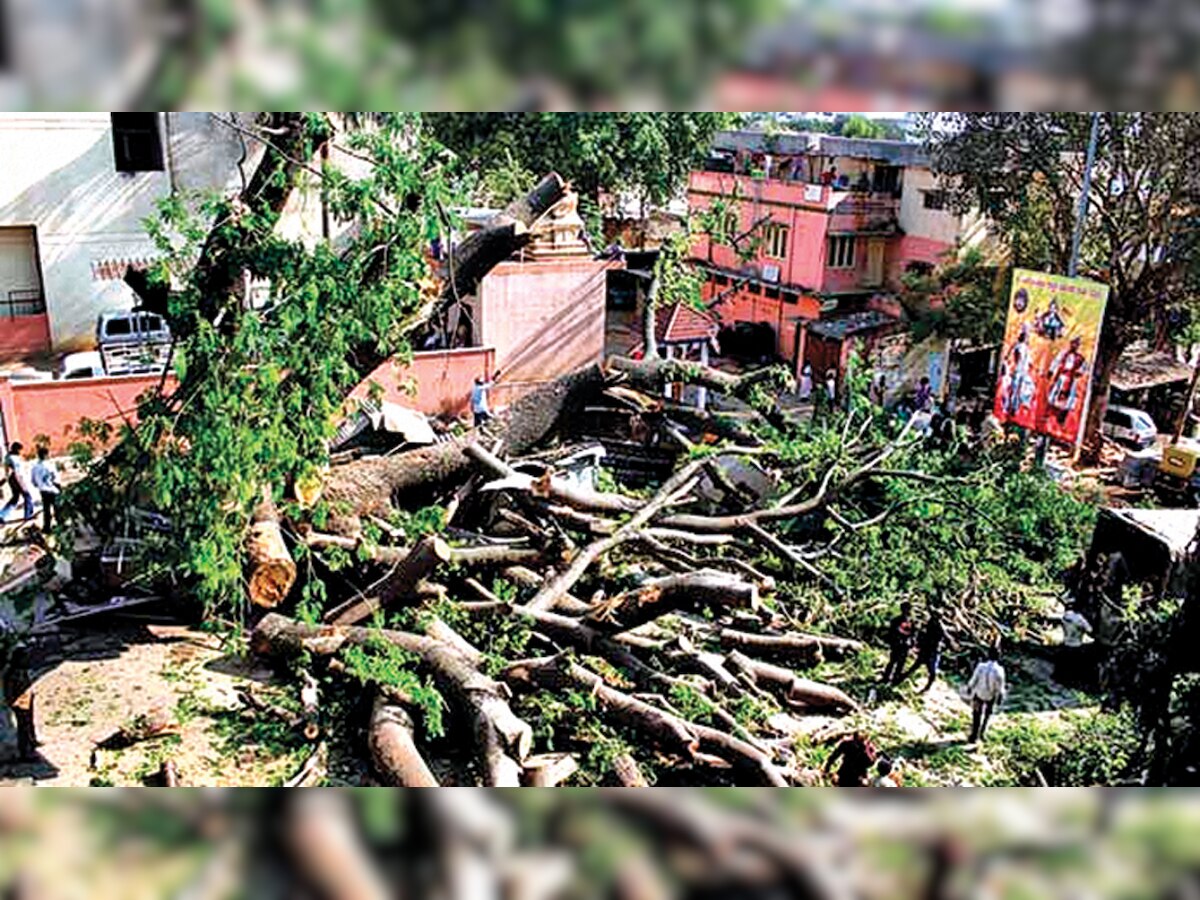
(368, 694), (440, 787)
(718, 628), (864, 668)
(724, 650), (859, 714)
(611, 752), (649, 787)
(321, 364), (607, 533)
(246, 491), (297, 608)
(252, 613), (532, 785)
(522, 752), (580, 787)
(586, 570), (759, 633)
(286, 792), (390, 900)
(329, 535), (451, 626)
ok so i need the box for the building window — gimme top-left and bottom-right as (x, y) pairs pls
(923, 190), (947, 211)
(111, 113), (164, 173)
(873, 165), (902, 194)
(782, 290), (798, 304)
(713, 274), (729, 286)
(828, 235), (856, 269)
(748, 283), (762, 295)
(0, 226), (46, 316)
(763, 222), (789, 259)
(765, 286), (780, 300)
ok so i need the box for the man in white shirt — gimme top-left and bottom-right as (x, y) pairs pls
(30, 447), (60, 532)
(965, 649), (1006, 744)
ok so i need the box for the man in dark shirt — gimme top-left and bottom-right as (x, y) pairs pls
(902, 610), (949, 693)
(881, 601), (914, 685)
(824, 731), (877, 787)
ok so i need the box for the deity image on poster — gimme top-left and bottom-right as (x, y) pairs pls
(994, 269), (1109, 445)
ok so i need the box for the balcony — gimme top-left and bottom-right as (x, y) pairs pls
(829, 192), (901, 235)
(688, 170), (832, 211)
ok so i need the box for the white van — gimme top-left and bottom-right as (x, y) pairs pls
(96, 311), (172, 375)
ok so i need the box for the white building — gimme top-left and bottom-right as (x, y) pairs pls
(0, 112), (350, 359)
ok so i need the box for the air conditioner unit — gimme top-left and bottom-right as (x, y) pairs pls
(762, 264), (781, 283)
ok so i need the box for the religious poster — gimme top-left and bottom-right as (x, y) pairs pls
(994, 268), (1110, 445)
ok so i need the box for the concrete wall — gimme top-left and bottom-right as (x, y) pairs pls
(477, 258), (610, 406)
(0, 315), (51, 361)
(899, 167), (964, 246)
(703, 281), (821, 364)
(348, 347), (496, 418)
(0, 373), (174, 454)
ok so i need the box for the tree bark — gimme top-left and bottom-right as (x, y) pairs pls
(718, 629), (863, 668)
(611, 752), (649, 787)
(321, 364), (608, 533)
(252, 613), (532, 785)
(724, 650), (859, 713)
(329, 535), (451, 626)
(586, 570), (759, 633)
(465, 442), (639, 514)
(245, 491), (297, 608)
(368, 694), (440, 787)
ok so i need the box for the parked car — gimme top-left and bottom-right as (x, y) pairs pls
(58, 351), (105, 380)
(1103, 405), (1158, 449)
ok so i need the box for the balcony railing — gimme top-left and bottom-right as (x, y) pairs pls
(1, 289), (47, 318)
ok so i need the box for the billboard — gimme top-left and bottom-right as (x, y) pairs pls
(994, 268), (1109, 445)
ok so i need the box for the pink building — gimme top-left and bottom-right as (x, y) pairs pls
(688, 130), (977, 376)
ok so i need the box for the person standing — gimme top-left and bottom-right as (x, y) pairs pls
(824, 369), (838, 410)
(823, 731), (877, 787)
(1, 443), (34, 523)
(29, 448), (60, 532)
(881, 601), (915, 685)
(798, 363), (813, 402)
(965, 649), (1007, 743)
(470, 370), (500, 428)
(914, 376), (933, 412)
(1, 639), (38, 761)
(902, 609), (949, 693)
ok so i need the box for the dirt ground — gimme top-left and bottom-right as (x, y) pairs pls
(0, 621), (314, 787)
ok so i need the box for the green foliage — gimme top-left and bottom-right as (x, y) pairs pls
(66, 115), (464, 617)
(668, 682), (717, 725)
(427, 114), (738, 204)
(341, 639), (446, 739)
(899, 247), (1008, 344)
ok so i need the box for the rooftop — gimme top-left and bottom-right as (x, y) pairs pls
(807, 309), (900, 339)
(1111, 344), (1194, 392)
(655, 302), (719, 345)
(710, 130), (930, 168)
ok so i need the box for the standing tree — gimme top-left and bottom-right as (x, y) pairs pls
(425, 113), (738, 215)
(927, 113), (1200, 459)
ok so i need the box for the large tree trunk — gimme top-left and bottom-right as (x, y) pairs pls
(1079, 334), (1127, 465)
(442, 173), (568, 302)
(320, 364), (608, 533)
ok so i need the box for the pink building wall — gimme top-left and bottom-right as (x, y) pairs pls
(348, 347), (496, 418)
(477, 258), (611, 408)
(0, 373), (174, 454)
(0, 314), (52, 361)
(703, 281), (821, 363)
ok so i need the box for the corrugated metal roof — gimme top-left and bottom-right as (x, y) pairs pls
(807, 309), (900, 339)
(1111, 345), (1193, 392)
(1105, 507), (1200, 560)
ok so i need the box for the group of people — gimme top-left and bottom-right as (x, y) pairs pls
(823, 601), (1012, 787)
(1, 442), (60, 531)
(798, 363), (837, 409)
